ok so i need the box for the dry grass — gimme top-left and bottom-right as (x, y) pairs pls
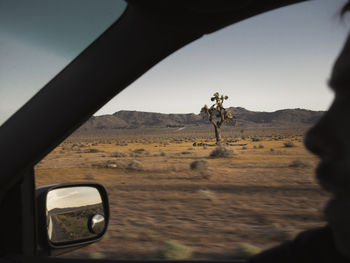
(155, 240), (192, 259)
(234, 243), (262, 258)
(35, 127), (328, 260)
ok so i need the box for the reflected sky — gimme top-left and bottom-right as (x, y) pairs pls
(47, 186), (102, 211)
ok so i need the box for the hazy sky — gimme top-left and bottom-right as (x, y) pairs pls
(47, 186), (102, 210)
(0, 0), (349, 125)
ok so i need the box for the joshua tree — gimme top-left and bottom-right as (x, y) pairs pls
(201, 92), (236, 144)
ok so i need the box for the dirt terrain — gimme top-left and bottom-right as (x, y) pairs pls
(35, 127), (329, 260)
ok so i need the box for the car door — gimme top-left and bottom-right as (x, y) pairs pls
(2, 0), (339, 262)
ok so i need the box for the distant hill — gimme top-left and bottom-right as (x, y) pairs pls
(228, 107), (324, 127)
(78, 107), (324, 131)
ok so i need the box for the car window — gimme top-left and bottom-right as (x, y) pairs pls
(33, 0), (348, 260)
(0, 0), (127, 126)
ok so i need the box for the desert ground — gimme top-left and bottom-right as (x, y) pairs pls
(35, 126), (329, 260)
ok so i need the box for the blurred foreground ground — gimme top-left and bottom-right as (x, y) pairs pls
(35, 127), (328, 260)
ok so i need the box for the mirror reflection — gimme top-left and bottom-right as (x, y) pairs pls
(46, 186), (105, 244)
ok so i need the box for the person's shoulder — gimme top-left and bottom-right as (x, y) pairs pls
(249, 226), (350, 263)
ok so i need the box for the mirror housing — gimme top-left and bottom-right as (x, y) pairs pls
(36, 183), (109, 256)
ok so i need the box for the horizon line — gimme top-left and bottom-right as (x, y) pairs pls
(94, 106), (326, 117)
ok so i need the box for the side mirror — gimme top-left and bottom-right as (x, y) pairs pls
(36, 183), (109, 256)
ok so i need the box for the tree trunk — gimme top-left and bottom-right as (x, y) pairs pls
(214, 126), (222, 145)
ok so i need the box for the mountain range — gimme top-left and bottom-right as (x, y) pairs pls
(78, 107), (325, 131)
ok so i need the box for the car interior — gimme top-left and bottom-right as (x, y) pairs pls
(2, 0), (347, 262)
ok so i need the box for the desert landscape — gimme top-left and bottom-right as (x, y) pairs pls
(34, 108), (329, 260)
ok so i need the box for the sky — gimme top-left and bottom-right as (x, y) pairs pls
(0, 0), (349, 125)
(47, 186), (102, 210)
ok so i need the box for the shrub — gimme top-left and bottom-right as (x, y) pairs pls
(127, 160), (143, 170)
(258, 144), (264, 149)
(190, 159), (208, 170)
(289, 159), (312, 168)
(234, 243), (261, 258)
(252, 137), (261, 142)
(270, 148), (275, 152)
(198, 189), (216, 200)
(155, 240), (192, 260)
(110, 151), (127, 158)
(133, 148), (145, 153)
(209, 146), (236, 158)
(84, 174), (95, 180)
(85, 148), (101, 153)
(106, 161), (118, 168)
(284, 141), (296, 147)
(242, 146), (248, 150)
(91, 160), (118, 169)
(89, 252), (105, 259)
(116, 142), (128, 146)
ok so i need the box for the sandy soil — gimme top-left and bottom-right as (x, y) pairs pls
(35, 128), (329, 260)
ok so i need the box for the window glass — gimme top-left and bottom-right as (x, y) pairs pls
(0, 0), (127, 126)
(34, 0), (347, 260)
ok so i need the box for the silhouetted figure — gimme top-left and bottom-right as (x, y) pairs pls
(250, 2), (350, 262)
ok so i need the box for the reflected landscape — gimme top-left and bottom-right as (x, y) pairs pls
(47, 187), (105, 243)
